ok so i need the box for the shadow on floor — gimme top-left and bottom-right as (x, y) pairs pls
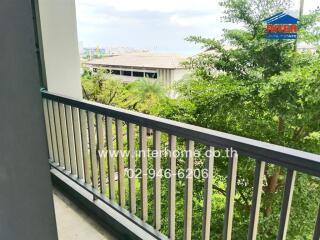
(53, 188), (118, 240)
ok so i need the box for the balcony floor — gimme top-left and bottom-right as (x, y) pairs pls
(53, 188), (117, 240)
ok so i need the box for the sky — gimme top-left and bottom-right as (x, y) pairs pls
(75, 0), (319, 55)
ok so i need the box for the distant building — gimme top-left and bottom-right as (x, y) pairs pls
(82, 47), (106, 59)
(84, 52), (189, 86)
(297, 42), (318, 53)
(105, 47), (148, 56)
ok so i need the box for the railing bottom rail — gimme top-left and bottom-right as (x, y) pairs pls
(50, 161), (168, 240)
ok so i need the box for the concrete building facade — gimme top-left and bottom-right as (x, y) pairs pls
(85, 53), (189, 86)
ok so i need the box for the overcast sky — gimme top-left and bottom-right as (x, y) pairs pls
(76, 0), (319, 55)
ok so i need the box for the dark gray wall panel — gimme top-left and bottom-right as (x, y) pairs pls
(0, 0), (58, 239)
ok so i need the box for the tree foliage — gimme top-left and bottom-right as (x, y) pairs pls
(166, 0), (320, 239)
(81, 1), (320, 238)
(81, 69), (167, 115)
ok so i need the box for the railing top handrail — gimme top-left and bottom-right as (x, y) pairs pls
(41, 89), (320, 177)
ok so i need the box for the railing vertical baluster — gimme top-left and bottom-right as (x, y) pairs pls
(184, 140), (194, 240)
(202, 146), (214, 240)
(153, 130), (161, 231)
(88, 111), (99, 191)
(65, 106), (76, 173)
(53, 101), (65, 168)
(277, 169), (296, 240)
(48, 100), (58, 163)
(59, 103), (71, 171)
(106, 117), (115, 201)
(140, 126), (148, 221)
(128, 123), (136, 214)
(42, 99), (53, 160)
(223, 151), (238, 240)
(313, 206), (320, 240)
(168, 135), (177, 239)
(72, 107), (84, 179)
(248, 160), (265, 240)
(97, 114), (106, 195)
(80, 109), (91, 184)
(116, 119), (125, 207)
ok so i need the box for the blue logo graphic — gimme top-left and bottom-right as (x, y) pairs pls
(263, 12), (299, 40)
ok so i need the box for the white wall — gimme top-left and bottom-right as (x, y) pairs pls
(38, 0), (82, 99)
(86, 65), (188, 87)
(172, 69), (188, 82)
(158, 69), (172, 86)
(159, 68), (189, 86)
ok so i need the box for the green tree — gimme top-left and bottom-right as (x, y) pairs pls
(125, 78), (167, 115)
(81, 69), (128, 105)
(80, 2), (320, 237)
(161, 0), (320, 239)
(81, 68), (168, 115)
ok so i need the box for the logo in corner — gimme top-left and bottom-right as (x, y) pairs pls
(263, 12), (299, 40)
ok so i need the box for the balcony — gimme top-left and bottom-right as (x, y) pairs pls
(53, 188), (116, 240)
(3, 1), (320, 239)
(41, 89), (320, 240)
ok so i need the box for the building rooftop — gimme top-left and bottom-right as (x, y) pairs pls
(86, 53), (188, 69)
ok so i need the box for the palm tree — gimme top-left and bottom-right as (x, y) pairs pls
(129, 78), (166, 113)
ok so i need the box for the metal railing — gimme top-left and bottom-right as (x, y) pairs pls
(41, 89), (320, 240)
